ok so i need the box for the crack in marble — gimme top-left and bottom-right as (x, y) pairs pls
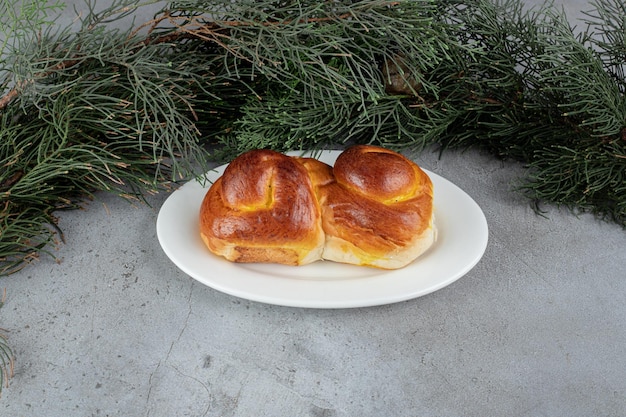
(144, 282), (195, 416)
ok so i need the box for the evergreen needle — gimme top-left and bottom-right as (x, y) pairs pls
(0, 0), (625, 283)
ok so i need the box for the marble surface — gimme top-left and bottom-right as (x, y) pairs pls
(2, 1), (625, 416)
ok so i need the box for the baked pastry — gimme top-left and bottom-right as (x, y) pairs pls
(199, 145), (436, 269)
(317, 145), (435, 269)
(199, 149), (325, 265)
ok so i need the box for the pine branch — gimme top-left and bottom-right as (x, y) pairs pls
(1, 0), (625, 279)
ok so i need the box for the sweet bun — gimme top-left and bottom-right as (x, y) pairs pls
(199, 149), (325, 266)
(199, 145), (436, 269)
(318, 145), (436, 269)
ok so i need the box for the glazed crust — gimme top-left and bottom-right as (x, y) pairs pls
(199, 145), (436, 269)
(318, 145), (436, 269)
(199, 149), (325, 266)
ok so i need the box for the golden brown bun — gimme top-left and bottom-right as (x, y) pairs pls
(318, 145), (436, 269)
(199, 145), (436, 269)
(199, 149), (325, 266)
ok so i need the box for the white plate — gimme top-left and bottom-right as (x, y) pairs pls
(156, 150), (488, 308)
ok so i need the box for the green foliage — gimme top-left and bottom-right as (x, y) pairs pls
(0, 0), (625, 279)
(1, 0), (213, 275)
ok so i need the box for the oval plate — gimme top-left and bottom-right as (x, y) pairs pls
(156, 150), (488, 308)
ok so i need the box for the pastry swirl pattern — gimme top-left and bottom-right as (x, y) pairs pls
(199, 145), (436, 269)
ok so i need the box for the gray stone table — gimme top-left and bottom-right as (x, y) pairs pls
(1, 1), (625, 416)
(2, 145), (625, 416)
